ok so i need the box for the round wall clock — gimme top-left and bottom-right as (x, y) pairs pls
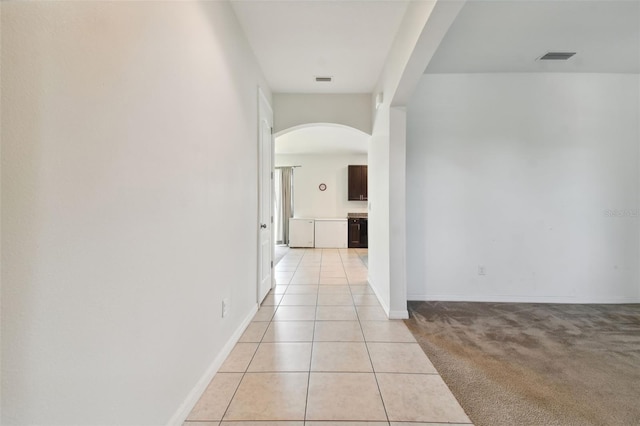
(318, 183), (327, 191)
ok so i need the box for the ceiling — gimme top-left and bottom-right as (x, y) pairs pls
(231, 0), (409, 93)
(426, 0), (640, 74)
(275, 125), (369, 155)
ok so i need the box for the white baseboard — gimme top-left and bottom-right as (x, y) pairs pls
(368, 276), (409, 319)
(167, 303), (259, 426)
(388, 309), (409, 319)
(408, 294), (640, 304)
(367, 275), (391, 318)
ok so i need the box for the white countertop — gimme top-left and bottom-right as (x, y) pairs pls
(313, 217), (347, 221)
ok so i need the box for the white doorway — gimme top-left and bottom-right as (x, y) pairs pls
(257, 88), (274, 304)
(274, 123), (370, 250)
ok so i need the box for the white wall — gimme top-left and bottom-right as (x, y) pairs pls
(1, 2), (270, 424)
(369, 107), (392, 311)
(368, 0), (452, 318)
(274, 94), (372, 134)
(275, 154), (368, 218)
(407, 73), (640, 303)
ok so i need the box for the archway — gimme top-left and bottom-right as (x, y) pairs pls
(273, 123), (370, 255)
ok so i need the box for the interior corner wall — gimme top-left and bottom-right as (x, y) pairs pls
(275, 153), (368, 219)
(368, 105), (391, 312)
(273, 94), (372, 135)
(388, 107), (408, 318)
(407, 73), (640, 303)
(367, 0), (441, 317)
(1, 2), (270, 424)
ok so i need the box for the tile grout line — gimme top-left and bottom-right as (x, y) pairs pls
(217, 321), (266, 421)
(303, 249), (319, 422)
(219, 249), (296, 422)
(217, 249), (376, 423)
(351, 250), (391, 424)
(319, 249), (388, 423)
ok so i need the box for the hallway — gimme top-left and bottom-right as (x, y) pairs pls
(185, 249), (471, 424)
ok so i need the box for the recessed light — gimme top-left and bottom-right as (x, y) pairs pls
(539, 52), (576, 61)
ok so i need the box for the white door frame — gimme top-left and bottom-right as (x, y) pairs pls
(257, 87), (274, 304)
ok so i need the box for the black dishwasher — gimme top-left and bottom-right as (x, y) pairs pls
(348, 217), (368, 248)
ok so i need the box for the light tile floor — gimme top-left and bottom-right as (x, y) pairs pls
(185, 248), (472, 425)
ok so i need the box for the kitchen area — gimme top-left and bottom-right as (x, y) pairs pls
(274, 124), (369, 251)
(288, 164), (368, 249)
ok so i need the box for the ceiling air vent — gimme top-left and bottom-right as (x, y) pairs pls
(315, 76), (332, 82)
(539, 52), (576, 61)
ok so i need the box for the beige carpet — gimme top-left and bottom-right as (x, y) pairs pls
(405, 301), (640, 426)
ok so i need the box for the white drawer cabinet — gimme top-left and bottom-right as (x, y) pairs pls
(289, 218), (315, 248)
(314, 219), (347, 248)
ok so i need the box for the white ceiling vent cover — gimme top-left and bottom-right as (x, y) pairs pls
(539, 52), (576, 60)
(315, 76), (332, 82)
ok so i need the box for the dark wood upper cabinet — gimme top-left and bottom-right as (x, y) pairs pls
(348, 165), (367, 201)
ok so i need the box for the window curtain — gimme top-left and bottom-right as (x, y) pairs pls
(274, 167), (294, 245)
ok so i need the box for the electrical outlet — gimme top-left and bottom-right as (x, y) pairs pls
(478, 266), (486, 276)
(222, 298), (230, 318)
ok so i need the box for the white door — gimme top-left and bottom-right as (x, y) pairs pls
(258, 89), (274, 303)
